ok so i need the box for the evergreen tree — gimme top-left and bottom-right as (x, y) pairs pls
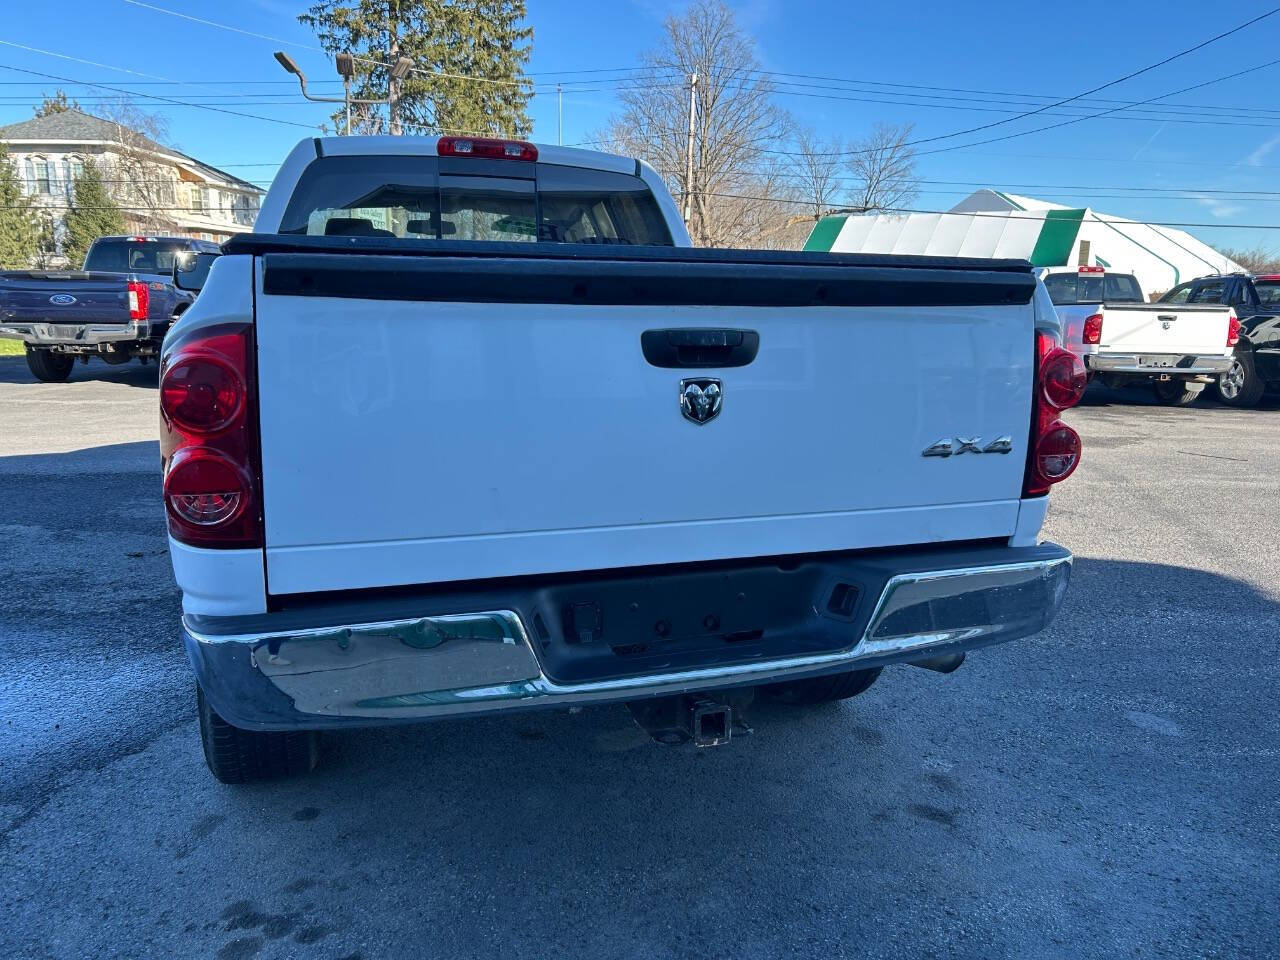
(63, 160), (125, 268)
(35, 90), (80, 117)
(0, 144), (39, 269)
(299, 0), (532, 137)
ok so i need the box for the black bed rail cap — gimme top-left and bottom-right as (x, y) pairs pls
(223, 232), (1034, 275)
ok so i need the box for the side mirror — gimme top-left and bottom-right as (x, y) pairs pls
(173, 251), (219, 293)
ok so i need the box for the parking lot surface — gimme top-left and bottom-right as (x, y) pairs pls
(2, 357), (1277, 960)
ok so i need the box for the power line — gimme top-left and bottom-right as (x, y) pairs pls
(876, 6), (1280, 152)
(913, 57), (1280, 159)
(0, 63), (317, 129)
(540, 66), (1280, 119)
(548, 79), (1280, 129)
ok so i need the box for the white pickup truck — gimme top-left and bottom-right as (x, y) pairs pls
(1039, 265), (1238, 406)
(163, 136), (1081, 783)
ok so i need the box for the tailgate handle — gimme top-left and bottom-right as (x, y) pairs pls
(641, 329), (760, 368)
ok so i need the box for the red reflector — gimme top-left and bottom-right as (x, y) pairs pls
(1082, 313), (1103, 345)
(437, 135), (537, 162)
(1035, 421), (1082, 483)
(1078, 265), (1104, 273)
(164, 447), (250, 529)
(1227, 313), (1241, 348)
(1041, 348), (1088, 410)
(161, 353), (244, 434)
(127, 279), (150, 321)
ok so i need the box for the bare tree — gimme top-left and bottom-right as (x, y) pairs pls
(97, 100), (179, 233)
(847, 122), (918, 213)
(1218, 244), (1280, 274)
(790, 126), (846, 219)
(602, 0), (791, 247)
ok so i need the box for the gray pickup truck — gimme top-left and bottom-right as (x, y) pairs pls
(0, 235), (219, 381)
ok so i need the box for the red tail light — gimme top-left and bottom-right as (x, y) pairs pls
(1024, 332), (1084, 498)
(127, 279), (150, 321)
(1082, 313), (1103, 345)
(1227, 312), (1240, 347)
(1078, 265), (1104, 273)
(160, 324), (261, 548)
(437, 136), (537, 162)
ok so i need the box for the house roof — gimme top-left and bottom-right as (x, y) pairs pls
(0, 108), (263, 193)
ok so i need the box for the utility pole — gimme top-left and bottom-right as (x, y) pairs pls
(557, 83), (563, 145)
(388, 19), (402, 135)
(683, 71), (698, 238)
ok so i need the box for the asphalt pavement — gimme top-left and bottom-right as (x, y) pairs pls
(1, 356), (1277, 960)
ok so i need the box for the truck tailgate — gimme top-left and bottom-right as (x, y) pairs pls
(0, 272), (130, 324)
(252, 248), (1037, 595)
(1096, 303), (1230, 356)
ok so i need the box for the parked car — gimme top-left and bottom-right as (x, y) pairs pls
(1039, 265), (1238, 405)
(1158, 274), (1280, 407)
(0, 235), (220, 382)
(165, 135), (1080, 783)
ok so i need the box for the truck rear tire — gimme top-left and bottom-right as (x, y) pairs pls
(1153, 379), (1203, 406)
(759, 667), (882, 706)
(1216, 352), (1266, 408)
(25, 348), (74, 383)
(197, 685), (318, 784)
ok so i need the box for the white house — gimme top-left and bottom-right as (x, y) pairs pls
(804, 190), (1243, 300)
(0, 108), (265, 261)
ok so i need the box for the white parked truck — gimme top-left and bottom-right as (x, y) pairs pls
(1039, 265), (1238, 406)
(163, 136), (1081, 782)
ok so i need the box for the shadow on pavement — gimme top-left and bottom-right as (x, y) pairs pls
(10, 554), (1251, 957)
(0, 354), (158, 388)
(0, 439), (159, 477)
(1079, 377), (1280, 411)
(2, 422), (1278, 957)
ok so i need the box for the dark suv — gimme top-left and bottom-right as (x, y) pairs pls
(1159, 274), (1280, 406)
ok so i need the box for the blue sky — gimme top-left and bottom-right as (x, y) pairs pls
(2, 0), (1278, 253)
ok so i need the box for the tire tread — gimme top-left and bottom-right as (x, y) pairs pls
(197, 686), (317, 784)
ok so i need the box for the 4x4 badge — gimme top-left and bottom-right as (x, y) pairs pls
(680, 378), (722, 425)
(923, 436), (1013, 457)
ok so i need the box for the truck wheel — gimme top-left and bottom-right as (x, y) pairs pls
(197, 685), (318, 784)
(759, 667), (882, 706)
(25, 348), (74, 383)
(1153, 379), (1203, 406)
(1217, 352), (1266, 408)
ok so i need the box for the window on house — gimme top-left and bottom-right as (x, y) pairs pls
(62, 157), (84, 197)
(32, 158), (52, 194)
(190, 186), (205, 213)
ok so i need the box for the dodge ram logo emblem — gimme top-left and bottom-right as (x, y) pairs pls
(49, 294), (77, 306)
(680, 378), (722, 425)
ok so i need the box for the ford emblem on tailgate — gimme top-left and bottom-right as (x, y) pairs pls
(680, 378), (722, 425)
(49, 294), (77, 305)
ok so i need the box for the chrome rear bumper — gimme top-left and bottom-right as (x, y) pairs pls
(0, 319), (151, 347)
(1086, 353), (1232, 375)
(186, 547), (1072, 730)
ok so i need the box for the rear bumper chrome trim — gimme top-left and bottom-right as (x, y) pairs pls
(1085, 353), (1232, 375)
(0, 319), (150, 347)
(185, 550), (1072, 729)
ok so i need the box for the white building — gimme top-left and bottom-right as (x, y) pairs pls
(0, 108), (264, 261)
(804, 190), (1242, 300)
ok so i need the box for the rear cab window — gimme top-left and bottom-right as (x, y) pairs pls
(1254, 279), (1280, 306)
(1043, 272), (1144, 305)
(1189, 280), (1227, 304)
(84, 238), (194, 274)
(277, 155), (674, 246)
